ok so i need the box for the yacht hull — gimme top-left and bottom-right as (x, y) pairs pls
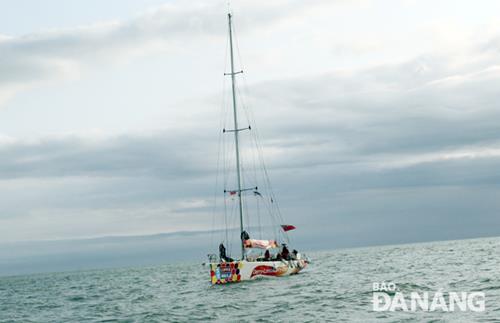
(209, 259), (308, 285)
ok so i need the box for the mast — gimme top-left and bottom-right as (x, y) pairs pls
(228, 13), (245, 260)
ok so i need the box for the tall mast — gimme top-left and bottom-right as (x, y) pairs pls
(228, 13), (245, 260)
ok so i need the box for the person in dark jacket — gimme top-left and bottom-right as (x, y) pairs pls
(264, 250), (271, 261)
(219, 243), (233, 262)
(281, 245), (290, 260)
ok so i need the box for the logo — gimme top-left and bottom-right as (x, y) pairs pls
(372, 282), (485, 312)
(251, 265), (277, 278)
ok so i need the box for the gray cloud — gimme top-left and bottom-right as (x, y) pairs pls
(243, 51), (500, 168)
(0, 0), (322, 104)
(0, 131), (214, 180)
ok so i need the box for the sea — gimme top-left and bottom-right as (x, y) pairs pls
(1, 237), (499, 322)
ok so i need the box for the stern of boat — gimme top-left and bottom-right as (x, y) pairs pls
(209, 261), (244, 285)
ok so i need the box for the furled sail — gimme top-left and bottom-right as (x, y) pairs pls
(243, 239), (278, 249)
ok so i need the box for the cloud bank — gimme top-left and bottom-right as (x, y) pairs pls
(0, 0), (323, 106)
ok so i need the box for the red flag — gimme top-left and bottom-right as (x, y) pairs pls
(229, 191), (237, 196)
(281, 224), (296, 232)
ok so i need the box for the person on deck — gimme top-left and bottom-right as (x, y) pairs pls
(281, 245), (290, 260)
(264, 250), (271, 261)
(219, 243), (233, 262)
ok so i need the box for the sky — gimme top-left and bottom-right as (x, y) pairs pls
(1, 0), (500, 274)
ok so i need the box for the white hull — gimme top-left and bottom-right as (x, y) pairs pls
(209, 259), (308, 285)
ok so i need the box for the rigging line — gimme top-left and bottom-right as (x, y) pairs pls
(222, 124), (231, 189)
(249, 118), (289, 243)
(224, 191), (229, 247)
(235, 86), (260, 208)
(233, 75), (264, 240)
(249, 133), (260, 238)
(233, 24), (256, 142)
(231, 16), (257, 150)
(226, 196), (234, 255)
(232, 18), (247, 95)
(211, 28), (230, 250)
(225, 135), (237, 250)
(232, 18), (264, 193)
(244, 111), (282, 222)
(263, 191), (279, 238)
(224, 194), (229, 248)
(253, 128), (287, 227)
(239, 156), (250, 232)
(251, 141), (289, 243)
(210, 110), (223, 249)
(231, 18), (266, 182)
(232, 67), (276, 217)
(232, 16), (290, 244)
(238, 91), (282, 240)
(222, 87), (232, 246)
(256, 195), (262, 239)
(224, 129), (234, 182)
(245, 146), (262, 238)
(230, 197), (240, 256)
(241, 146), (258, 237)
(222, 71), (230, 226)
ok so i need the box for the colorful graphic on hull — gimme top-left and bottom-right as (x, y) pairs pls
(210, 262), (242, 284)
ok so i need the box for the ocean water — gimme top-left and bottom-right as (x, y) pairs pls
(1, 237), (499, 322)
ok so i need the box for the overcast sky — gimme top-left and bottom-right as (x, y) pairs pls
(1, 0), (500, 261)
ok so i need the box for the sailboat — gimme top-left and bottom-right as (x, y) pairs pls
(207, 13), (309, 285)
